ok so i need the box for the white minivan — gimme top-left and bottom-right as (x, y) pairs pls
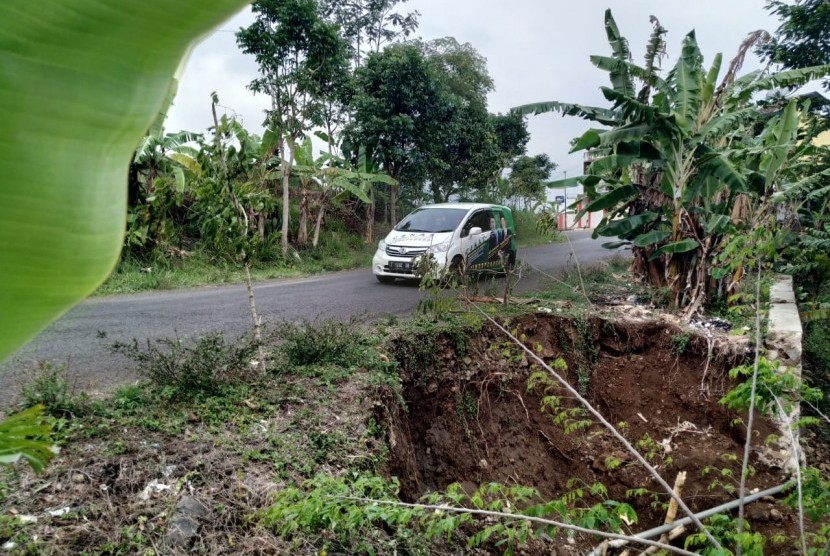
(372, 203), (516, 283)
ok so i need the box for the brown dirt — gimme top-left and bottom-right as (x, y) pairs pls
(383, 313), (802, 552)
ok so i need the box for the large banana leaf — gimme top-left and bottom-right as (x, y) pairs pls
(511, 101), (619, 127)
(0, 0), (247, 363)
(0, 406), (55, 473)
(671, 32), (702, 133)
(602, 9), (635, 98)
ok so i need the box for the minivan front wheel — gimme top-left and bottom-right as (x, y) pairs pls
(446, 256), (465, 285)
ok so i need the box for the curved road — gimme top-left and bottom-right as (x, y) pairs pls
(1, 231), (614, 405)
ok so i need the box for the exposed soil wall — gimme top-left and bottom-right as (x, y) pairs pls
(382, 314), (790, 533)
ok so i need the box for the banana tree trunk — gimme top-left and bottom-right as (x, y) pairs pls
(243, 262), (266, 374)
(365, 185), (374, 244)
(312, 202), (326, 249)
(297, 180), (309, 248)
(390, 183), (398, 226)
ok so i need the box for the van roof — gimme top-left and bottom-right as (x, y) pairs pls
(418, 202), (510, 211)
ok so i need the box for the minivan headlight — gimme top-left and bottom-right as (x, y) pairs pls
(429, 239), (451, 254)
(378, 240), (387, 251)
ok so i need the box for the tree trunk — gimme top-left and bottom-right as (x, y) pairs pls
(258, 214), (265, 241)
(365, 186), (374, 244)
(243, 262), (266, 374)
(390, 183), (398, 226)
(312, 202), (326, 248)
(280, 136), (296, 258)
(297, 181), (309, 248)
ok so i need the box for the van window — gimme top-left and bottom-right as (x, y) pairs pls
(395, 208), (468, 233)
(462, 210), (493, 237)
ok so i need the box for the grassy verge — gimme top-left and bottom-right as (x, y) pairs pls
(97, 240), (376, 296)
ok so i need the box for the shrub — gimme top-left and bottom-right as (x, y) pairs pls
(275, 319), (374, 368)
(20, 363), (88, 417)
(110, 333), (260, 401)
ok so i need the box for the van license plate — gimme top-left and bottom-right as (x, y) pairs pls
(390, 261), (412, 272)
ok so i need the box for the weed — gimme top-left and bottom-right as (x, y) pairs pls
(109, 333), (260, 401)
(670, 332), (690, 355)
(575, 365), (591, 396)
(685, 514), (769, 555)
(276, 319), (371, 368)
(720, 357), (822, 420)
(0, 514), (42, 555)
(457, 391), (477, 421)
(20, 363), (88, 417)
(635, 433), (672, 468)
(701, 453), (754, 494)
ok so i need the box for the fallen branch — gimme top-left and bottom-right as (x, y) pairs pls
(587, 481), (793, 556)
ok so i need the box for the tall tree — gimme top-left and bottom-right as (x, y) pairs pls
(319, 0), (419, 68)
(761, 0), (830, 90)
(506, 154), (557, 209)
(347, 43), (438, 224)
(420, 38), (500, 203)
(491, 112), (530, 176)
(237, 0), (349, 257)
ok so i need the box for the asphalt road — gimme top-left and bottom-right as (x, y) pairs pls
(1, 231), (615, 406)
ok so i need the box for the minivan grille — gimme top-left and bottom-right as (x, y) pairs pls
(385, 246), (428, 258)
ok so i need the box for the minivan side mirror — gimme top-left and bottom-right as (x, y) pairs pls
(468, 226), (482, 236)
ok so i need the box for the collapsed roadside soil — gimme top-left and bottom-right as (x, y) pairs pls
(382, 313), (801, 550)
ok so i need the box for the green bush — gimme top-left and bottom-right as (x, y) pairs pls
(20, 363), (88, 417)
(110, 333), (260, 401)
(276, 319), (375, 368)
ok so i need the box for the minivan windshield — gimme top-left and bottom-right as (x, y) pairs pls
(394, 208), (469, 233)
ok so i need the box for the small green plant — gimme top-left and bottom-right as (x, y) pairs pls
(264, 473), (427, 554)
(701, 453), (754, 495)
(109, 333), (260, 401)
(720, 357), (823, 419)
(528, 366), (593, 436)
(414, 253), (465, 317)
(635, 433), (672, 468)
(276, 319), (373, 368)
(457, 391), (477, 421)
(20, 363), (88, 417)
(670, 332), (690, 355)
(685, 514), (768, 556)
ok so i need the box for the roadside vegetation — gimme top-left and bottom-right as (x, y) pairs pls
(3, 255), (829, 554)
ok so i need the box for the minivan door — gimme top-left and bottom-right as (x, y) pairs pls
(461, 209), (496, 270)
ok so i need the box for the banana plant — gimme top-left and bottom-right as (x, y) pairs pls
(294, 134), (392, 247)
(515, 10), (830, 315)
(0, 0), (247, 470)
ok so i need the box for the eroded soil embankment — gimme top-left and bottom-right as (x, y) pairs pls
(382, 314), (790, 531)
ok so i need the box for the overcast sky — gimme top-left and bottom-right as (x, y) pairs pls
(166, 0), (778, 181)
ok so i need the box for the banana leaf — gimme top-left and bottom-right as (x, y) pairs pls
(0, 0), (247, 363)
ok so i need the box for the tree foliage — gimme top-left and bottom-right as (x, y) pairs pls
(761, 0), (830, 89)
(237, 0), (350, 255)
(517, 9), (830, 315)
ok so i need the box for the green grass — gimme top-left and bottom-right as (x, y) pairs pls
(97, 242), (376, 295)
(527, 255), (636, 309)
(512, 209), (563, 248)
